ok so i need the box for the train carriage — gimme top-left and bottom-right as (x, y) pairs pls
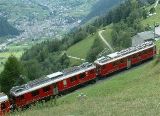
(57, 62), (96, 93)
(95, 41), (156, 77)
(10, 62), (96, 108)
(0, 93), (10, 115)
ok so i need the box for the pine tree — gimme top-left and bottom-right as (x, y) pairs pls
(0, 55), (24, 95)
(150, 7), (156, 14)
(23, 59), (42, 81)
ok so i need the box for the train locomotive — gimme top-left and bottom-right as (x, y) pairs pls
(0, 41), (157, 115)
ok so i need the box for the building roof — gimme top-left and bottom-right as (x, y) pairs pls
(155, 26), (160, 36)
(95, 41), (155, 66)
(136, 31), (155, 41)
(47, 72), (63, 79)
(0, 93), (8, 103)
(132, 31), (158, 46)
(10, 62), (96, 97)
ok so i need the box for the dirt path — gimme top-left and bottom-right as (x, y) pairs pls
(67, 55), (85, 61)
(62, 51), (85, 61)
(98, 30), (114, 52)
(155, 0), (159, 8)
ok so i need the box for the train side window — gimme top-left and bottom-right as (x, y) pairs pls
(90, 70), (95, 74)
(19, 95), (24, 100)
(148, 49), (152, 53)
(113, 62), (117, 66)
(122, 59), (126, 63)
(43, 86), (50, 92)
(102, 65), (105, 69)
(70, 76), (77, 82)
(1, 102), (6, 110)
(143, 50), (147, 54)
(79, 73), (86, 79)
(31, 90), (39, 97)
(147, 49), (150, 53)
(146, 50), (149, 54)
(139, 52), (143, 55)
(120, 59), (123, 63)
(132, 55), (136, 58)
(135, 54), (138, 57)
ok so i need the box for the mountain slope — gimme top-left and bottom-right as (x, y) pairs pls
(142, 3), (160, 26)
(84, 0), (121, 22)
(0, 17), (19, 37)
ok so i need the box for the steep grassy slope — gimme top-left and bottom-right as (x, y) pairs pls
(66, 25), (113, 62)
(84, 0), (122, 22)
(67, 35), (97, 59)
(142, 4), (160, 26)
(66, 35), (97, 66)
(11, 41), (160, 116)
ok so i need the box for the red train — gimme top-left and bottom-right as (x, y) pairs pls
(0, 93), (10, 116)
(0, 41), (156, 115)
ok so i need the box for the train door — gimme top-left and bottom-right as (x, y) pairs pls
(127, 59), (131, 69)
(96, 64), (101, 72)
(53, 83), (58, 95)
(63, 80), (67, 88)
(153, 45), (157, 56)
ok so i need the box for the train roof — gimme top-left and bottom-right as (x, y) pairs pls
(94, 41), (155, 66)
(0, 93), (8, 103)
(10, 62), (96, 97)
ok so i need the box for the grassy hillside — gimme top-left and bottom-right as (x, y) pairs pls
(0, 43), (32, 72)
(67, 34), (97, 59)
(12, 41), (160, 116)
(142, 4), (160, 26)
(66, 25), (113, 63)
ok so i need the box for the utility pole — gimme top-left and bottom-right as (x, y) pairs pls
(154, 22), (156, 40)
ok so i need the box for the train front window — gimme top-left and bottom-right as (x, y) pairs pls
(1, 102), (6, 110)
(79, 73), (86, 79)
(43, 86), (51, 92)
(17, 95), (24, 100)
